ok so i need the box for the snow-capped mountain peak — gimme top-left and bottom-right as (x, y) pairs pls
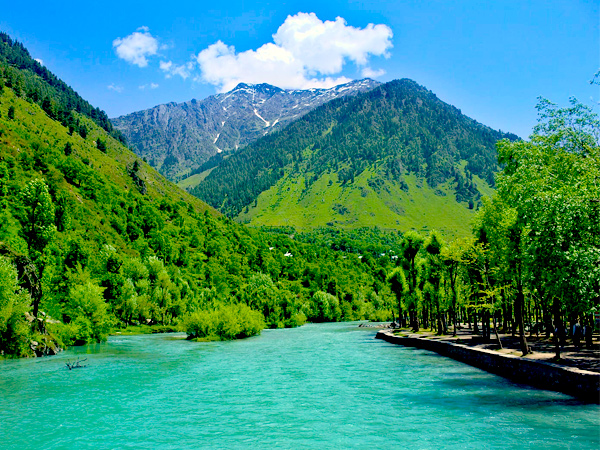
(111, 79), (380, 180)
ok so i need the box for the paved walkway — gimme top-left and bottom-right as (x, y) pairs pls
(388, 326), (600, 374)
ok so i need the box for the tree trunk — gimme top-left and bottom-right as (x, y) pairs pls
(515, 291), (530, 355)
(408, 296), (419, 332)
(493, 312), (503, 349)
(451, 287), (457, 336)
(585, 315), (593, 349)
(553, 297), (562, 359)
(502, 301), (510, 333)
(429, 306), (434, 331)
(543, 304), (553, 339)
(481, 311), (487, 340)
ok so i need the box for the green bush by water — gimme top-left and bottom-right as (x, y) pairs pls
(179, 303), (265, 341)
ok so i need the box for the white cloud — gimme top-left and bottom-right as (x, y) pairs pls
(108, 84), (124, 93)
(160, 60), (194, 79)
(273, 13), (392, 74)
(113, 27), (158, 67)
(34, 58), (44, 66)
(194, 12), (392, 92)
(361, 67), (386, 78)
(139, 83), (159, 90)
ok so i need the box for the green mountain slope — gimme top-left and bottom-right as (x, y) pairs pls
(0, 32), (125, 144)
(239, 169), (492, 238)
(0, 35), (393, 357)
(0, 83), (212, 222)
(192, 79), (517, 237)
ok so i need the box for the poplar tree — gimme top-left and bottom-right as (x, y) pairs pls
(18, 179), (56, 318)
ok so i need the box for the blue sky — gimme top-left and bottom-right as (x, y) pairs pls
(1, 0), (597, 138)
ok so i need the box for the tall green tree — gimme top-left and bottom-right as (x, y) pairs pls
(19, 179), (56, 259)
(424, 231), (445, 334)
(441, 239), (468, 336)
(17, 179), (56, 318)
(65, 274), (111, 343)
(401, 231), (424, 331)
(483, 97), (600, 357)
(0, 256), (32, 356)
(387, 267), (408, 326)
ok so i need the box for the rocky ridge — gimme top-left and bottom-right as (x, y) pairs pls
(111, 79), (380, 180)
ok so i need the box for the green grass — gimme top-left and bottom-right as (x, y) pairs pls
(177, 168), (216, 190)
(237, 161), (491, 240)
(473, 174), (495, 198)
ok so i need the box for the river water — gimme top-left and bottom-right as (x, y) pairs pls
(0, 323), (598, 449)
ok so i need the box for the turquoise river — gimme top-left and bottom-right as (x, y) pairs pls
(0, 323), (598, 449)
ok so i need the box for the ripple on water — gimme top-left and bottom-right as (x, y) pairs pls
(0, 323), (598, 450)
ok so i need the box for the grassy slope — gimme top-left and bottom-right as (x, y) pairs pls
(238, 161), (490, 239)
(0, 88), (212, 214)
(177, 168), (216, 190)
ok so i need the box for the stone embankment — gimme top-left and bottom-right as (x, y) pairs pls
(376, 329), (600, 404)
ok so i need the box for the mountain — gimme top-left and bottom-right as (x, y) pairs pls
(0, 34), (390, 356)
(111, 79), (380, 180)
(191, 79), (519, 238)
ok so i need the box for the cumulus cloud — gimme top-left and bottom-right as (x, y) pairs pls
(34, 58), (44, 66)
(107, 84), (124, 93)
(113, 27), (158, 67)
(273, 13), (392, 73)
(159, 60), (194, 79)
(194, 12), (392, 91)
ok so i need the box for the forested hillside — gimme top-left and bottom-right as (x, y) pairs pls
(0, 37), (395, 357)
(0, 32), (125, 144)
(192, 79), (518, 236)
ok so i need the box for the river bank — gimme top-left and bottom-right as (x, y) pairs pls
(376, 328), (600, 403)
(110, 324), (179, 336)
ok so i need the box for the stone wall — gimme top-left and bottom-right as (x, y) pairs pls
(376, 330), (600, 404)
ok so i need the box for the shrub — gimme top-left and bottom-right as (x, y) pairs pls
(285, 312), (307, 328)
(305, 291), (341, 322)
(180, 303), (264, 341)
(65, 280), (112, 343)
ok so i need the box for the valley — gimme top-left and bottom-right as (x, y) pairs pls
(0, 31), (597, 417)
(0, 33), (391, 357)
(0, 3), (598, 448)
